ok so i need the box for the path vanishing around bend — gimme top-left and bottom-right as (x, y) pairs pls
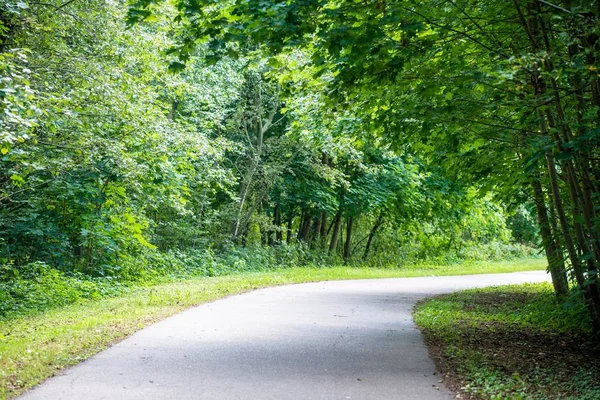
(20, 271), (549, 400)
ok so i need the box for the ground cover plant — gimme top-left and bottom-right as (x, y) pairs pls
(414, 283), (600, 399)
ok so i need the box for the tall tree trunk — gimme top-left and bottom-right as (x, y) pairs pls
(547, 152), (600, 333)
(546, 148), (584, 289)
(297, 211), (306, 241)
(531, 176), (569, 298)
(273, 204), (282, 244)
(343, 217), (354, 261)
(298, 211), (312, 242)
(329, 211), (343, 253)
(286, 210), (294, 245)
(533, 1), (600, 303)
(363, 214), (384, 260)
(516, 2), (600, 332)
(311, 215), (322, 249)
(320, 211), (328, 247)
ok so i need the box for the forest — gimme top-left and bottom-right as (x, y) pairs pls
(0, 0), (599, 319)
(0, 0), (542, 317)
(2, 0), (600, 398)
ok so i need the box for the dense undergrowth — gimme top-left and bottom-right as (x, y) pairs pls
(0, 242), (536, 321)
(414, 284), (600, 399)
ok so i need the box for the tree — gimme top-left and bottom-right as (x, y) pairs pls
(128, 0), (600, 332)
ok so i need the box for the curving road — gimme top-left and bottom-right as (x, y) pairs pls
(20, 271), (549, 400)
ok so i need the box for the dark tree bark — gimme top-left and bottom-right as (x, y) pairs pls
(343, 216), (354, 261)
(286, 209), (294, 244)
(531, 176), (569, 298)
(311, 215), (322, 249)
(273, 204), (282, 244)
(296, 211), (306, 241)
(298, 211), (312, 242)
(547, 152), (600, 333)
(514, 0), (600, 333)
(319, 211), (328, 246)
(329, 211), (343, 253)
(363, 214), (384, 260)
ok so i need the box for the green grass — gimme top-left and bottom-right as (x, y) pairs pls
(0, 258), (545, 399)
(414, 282), (599, 399)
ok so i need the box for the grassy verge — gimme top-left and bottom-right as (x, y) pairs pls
(414, 282), (600, 400)
(1, 258), (544, 399)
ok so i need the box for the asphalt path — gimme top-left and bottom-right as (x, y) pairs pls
(20, 270), (549, 400)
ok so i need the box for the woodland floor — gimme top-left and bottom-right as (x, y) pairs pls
(416, 287), (600, 399)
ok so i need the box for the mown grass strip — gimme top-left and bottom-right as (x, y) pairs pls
(1, 258), (544, 399)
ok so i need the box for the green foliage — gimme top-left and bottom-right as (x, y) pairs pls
(0, 0), (237, 272)
(507, 205), (540, 247)
(0, 49), (36, 151)
(0, 243), (330, 320)
(128, 0), (600, 329)
(0, 0), (547, 330)
(0, 248), (543, 321)
(0, 262), (121, 320)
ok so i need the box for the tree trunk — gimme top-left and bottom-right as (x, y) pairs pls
(298, 211), (312, 242)
(546, 152), (600, 333)
(531, 176), (569, 298)
(329, 211), (343, 253)
(311, 216), (322, 249)
(363, 214), (384, 260)
(515, 2), (600, 331)
(297, 211), (306, 241)
(536, 5), (600, 272)
(286, 210), (294, 245)
(273, 204), (282, 244)
(343, 216), (354, 261)
(320, 211), (328, 247)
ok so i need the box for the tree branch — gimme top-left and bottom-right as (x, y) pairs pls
(55, 0), (78, 11)
(535, 0), (585, 17)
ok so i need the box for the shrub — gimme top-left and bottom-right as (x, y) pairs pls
(0, 262), (121, 319)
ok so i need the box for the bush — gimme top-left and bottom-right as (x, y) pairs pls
(0, 262), (123, 320)
(459, 242), (538, 262)
(144, 243), (331, 278)
(365, 239), (539, 268)
(0, 240), (539, 320)
(0, 244), (335, 319)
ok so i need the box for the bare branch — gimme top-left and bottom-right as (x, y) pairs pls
(55, 0), (78, 11)
(535, 0), (585, 17)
